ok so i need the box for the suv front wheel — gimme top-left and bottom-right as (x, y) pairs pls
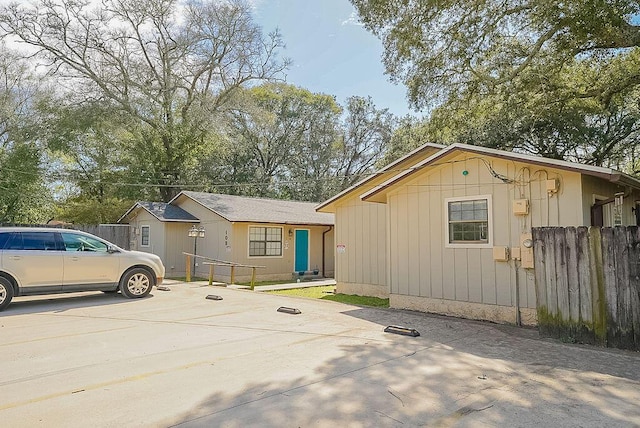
(120, 268), (154, 299)
(0, 277), (15, 311)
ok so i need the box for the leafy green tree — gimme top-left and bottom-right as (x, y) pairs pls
(351, 0), (640, 110)
(36, 99), (142, 224)
(377, 115), (431, 167)
(352, 0), (640, 172)
(0, 0), (289, 202)
(0, 45), (53, 223)
(0, 144), (53, 224)
(218, 83), (341, 200)
(332, 96), (395, 190)
(422, 66), (640, 168)
(54, 197), (134, 225)
(39, 101), (136, 198)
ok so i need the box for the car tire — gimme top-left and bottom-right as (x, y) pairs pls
(0, 277), (15, 311)
(119, 268), (154, 299)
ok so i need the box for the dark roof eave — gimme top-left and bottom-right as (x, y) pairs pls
(232, 220), (335, 226)
(611, 172), (640, 190)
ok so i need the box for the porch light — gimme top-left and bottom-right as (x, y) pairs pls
(188, 225), (206, 274)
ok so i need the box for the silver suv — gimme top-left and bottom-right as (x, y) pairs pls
(0, 227), (165, 311)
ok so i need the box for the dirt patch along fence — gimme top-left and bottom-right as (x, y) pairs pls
(532, 226), (640, 350)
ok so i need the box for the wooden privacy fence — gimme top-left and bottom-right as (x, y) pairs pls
(532, 226), (640, 350)
(0, 223), (130, 249)
(76, 224), (131, 250)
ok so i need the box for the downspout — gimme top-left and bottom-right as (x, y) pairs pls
(515, 259), (522, 327)
(322, 226), (333, 277)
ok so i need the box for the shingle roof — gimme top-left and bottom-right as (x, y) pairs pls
(118, 201), (199, 223)
(177, 191), (334, 225)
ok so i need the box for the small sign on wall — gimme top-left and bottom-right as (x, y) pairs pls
(337, 244), (346, 254)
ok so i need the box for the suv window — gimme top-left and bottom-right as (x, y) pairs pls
(0, 232), (12, 250)
(5, 232), (61, 251)
(61, 232), (109, 252)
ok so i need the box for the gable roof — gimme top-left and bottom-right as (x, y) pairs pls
(315, 143), (445, 212)
(118, 202), (199, 224)
(361, 143), (640, 203)
(173, 191), (334, 225)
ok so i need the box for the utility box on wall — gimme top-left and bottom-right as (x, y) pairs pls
(493, 246), (510, 262)
(520, 233), (534, 269)
(513, 199), (530, 215)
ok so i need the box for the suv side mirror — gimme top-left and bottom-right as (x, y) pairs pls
(107, 245), (120, 254)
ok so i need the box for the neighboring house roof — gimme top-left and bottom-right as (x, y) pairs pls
(315, 142), (445, 212)
(361, 143), (640, 203)
(173, 191), (335, 225)
(118, 202), (200, 224)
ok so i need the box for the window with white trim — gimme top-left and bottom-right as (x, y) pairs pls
(141, 226), (150, 247)
(446, 196), (491, 245)
(249, 226), (282, 256)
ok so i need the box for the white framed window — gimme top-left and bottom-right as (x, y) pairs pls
(445, 195), (493, 248)
(249, 226), (282, 257)
(141, 225), (150, 247)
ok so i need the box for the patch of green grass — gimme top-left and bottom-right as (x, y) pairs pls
(322, 294), (389, 307)
(267, 286), (389, 308)
(265, 285), (335, 298)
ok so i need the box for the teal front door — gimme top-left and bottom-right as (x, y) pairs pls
(294, 229), (309, 272)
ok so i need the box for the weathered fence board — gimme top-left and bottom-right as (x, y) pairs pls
(576, 227), (592, 323)
(554, 228), (570, 322)
(533, 229), (547, 320)
(565, 227), (580, 323)
(544, 228), (558, 316)
(626, 228), (640, 348)
(533, 226), (639, 350)
(76, 224), (130, 250)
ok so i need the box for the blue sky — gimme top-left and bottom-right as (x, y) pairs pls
(251, 0), (415, 117)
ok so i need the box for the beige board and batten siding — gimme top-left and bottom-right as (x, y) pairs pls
(128, 210), (166, 261)
(322, 145), (445, 299)
(163, 222), (199, 277)
(172, 196), (230, 278)
(383, 152), (587, 325)
(334, 199), (387, 298)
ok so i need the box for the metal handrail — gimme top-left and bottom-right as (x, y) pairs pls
(182, 252), (266, 289)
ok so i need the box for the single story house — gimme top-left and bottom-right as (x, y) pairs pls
(317, 142), (640, 325)
(119, 191), (335, 282)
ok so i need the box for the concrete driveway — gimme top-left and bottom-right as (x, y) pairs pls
(1, 282), (639, 427)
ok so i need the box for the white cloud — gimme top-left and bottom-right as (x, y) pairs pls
(341, 9), (363, 27)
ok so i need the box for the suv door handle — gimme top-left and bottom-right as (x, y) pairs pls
(70, 256), (80, 261)
(8, 255), (21, 260)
